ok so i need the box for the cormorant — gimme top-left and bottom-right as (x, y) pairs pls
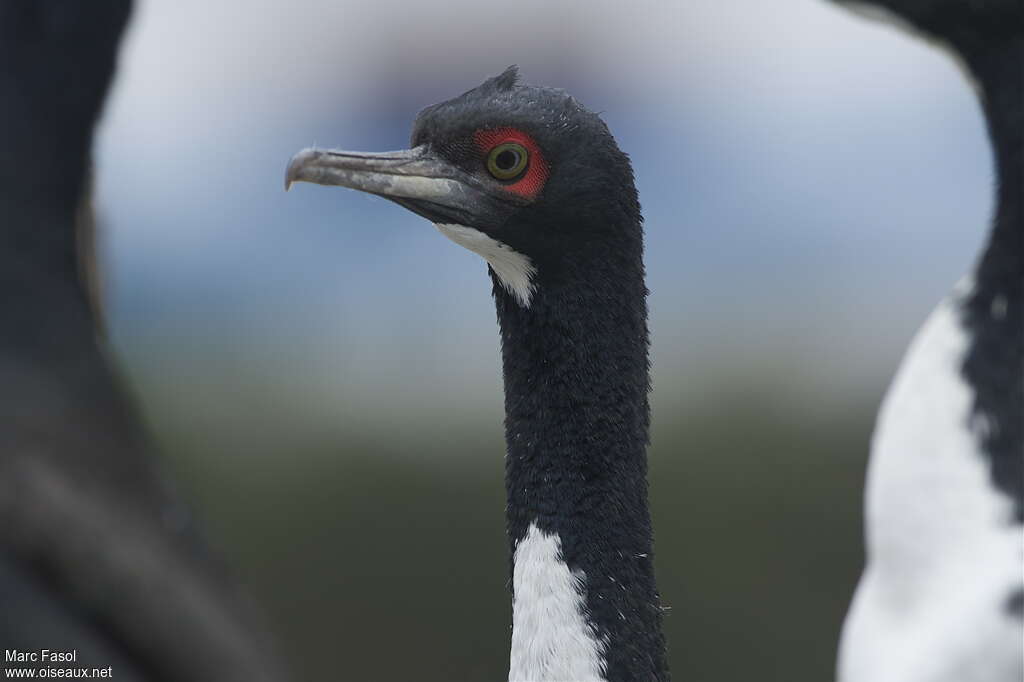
(0, 2), (289, 679)
(834, 1), (1023, 680)
(286, 68), (668, 682)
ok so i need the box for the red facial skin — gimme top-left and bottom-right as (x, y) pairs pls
(474, 128), (550, 201)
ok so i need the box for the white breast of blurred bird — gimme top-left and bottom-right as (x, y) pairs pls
(838, 280), (1023, 682)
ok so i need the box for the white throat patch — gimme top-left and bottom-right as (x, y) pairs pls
(508, 522), (607, 682)
(434, 223), (536, 307)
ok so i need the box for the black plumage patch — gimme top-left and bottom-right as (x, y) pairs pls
(850, 0), (1023, 528)
(490, 125), (669, 678)
(957, 37), (1023, 522)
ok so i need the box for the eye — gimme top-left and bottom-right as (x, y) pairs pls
(486, 142), (529, 180)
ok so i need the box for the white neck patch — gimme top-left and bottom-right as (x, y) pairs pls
(434, 223), (536, 307)
(508, 522), (607, 682)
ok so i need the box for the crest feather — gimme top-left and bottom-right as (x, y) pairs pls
(483, 65), (520, 92)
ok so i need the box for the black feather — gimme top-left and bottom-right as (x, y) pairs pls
(0, 3), (289, 680)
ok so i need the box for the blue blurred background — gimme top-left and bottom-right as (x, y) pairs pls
(90, 0), (991, 679)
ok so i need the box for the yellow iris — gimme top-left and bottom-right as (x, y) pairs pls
(486, 142), (529, 180)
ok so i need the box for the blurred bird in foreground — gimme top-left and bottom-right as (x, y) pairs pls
(0, 2), (288, 679)
(835, 1), (1023, 681)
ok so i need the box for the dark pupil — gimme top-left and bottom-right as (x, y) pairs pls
(495, 149), (519, 171)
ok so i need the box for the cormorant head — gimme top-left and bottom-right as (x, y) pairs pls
(286, 67), (640, 307)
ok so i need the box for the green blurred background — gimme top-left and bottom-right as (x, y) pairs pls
(156, 387), (871, 681)
(92, 0), (991, 679)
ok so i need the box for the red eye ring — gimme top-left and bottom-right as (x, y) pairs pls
(474, 128), (549, 200)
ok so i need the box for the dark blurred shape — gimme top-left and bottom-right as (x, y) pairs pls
(834, 6), (1022, 511)
(841, 0), (1022, 53)
(0, 2), (288, 679)
(834, 0), (1022, 680)
(838, 0), (1023, 532)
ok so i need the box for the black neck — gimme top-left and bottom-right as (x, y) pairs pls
(958, 35), (1023, 520)
(493, 233), (669, 681)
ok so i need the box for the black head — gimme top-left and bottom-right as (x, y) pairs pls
(286, 67), (641, 307)
(0, 0), (132, 213)
(408, 67), (641, 254)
